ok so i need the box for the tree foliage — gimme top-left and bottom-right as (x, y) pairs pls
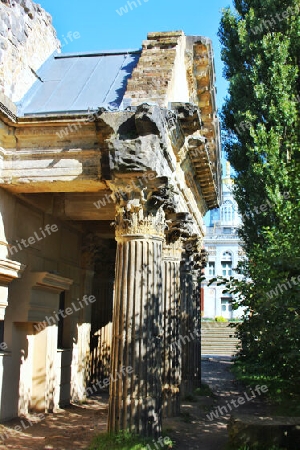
(218, 0), (300, 392)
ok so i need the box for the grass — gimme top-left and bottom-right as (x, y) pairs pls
(183, 384), (214, 403)
(88, 430), (174, 450)
(194, 383), (214, 397)
(201, 318), (242, 323)
(184, 393), (197, 402)
(74, 399), (89, 405)
(231, 360), (300, 416)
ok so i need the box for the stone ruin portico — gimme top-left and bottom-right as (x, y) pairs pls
(0, 0), (221, 437)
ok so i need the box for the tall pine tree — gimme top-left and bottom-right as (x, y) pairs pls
(218, 0), (300, 390)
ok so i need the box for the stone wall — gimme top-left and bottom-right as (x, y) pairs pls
(0, 186), (92, 419)
(0, 0), (60, 102)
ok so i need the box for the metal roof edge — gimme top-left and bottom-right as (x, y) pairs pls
(55, 49), (142, 59)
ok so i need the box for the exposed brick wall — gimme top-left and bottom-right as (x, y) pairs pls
(0, 0), (60, 102)
(124, 31), (189, 107)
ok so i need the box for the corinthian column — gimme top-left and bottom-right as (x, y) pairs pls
(108, 184), (169, 438)
(162, 240), (181, 417)
(161, 213), (193, 417)
(180, 236), (202, 397)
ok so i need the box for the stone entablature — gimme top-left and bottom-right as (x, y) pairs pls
(0, 103), (216, 229)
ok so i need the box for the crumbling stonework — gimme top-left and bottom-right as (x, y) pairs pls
(0, 0), (222, 436)
(0, 0), (60, 102)
(124, 32), (190, 107)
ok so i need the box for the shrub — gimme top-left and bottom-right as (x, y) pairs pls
(194, 384), (213, 396)
(215, 316), (228, 322)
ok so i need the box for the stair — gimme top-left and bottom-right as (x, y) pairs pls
(201, 321), (240, 356)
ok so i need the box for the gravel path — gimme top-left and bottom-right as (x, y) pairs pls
(164, 356), (271, 450)
(0, 357), (271, 450)
(0, 396), (108, 450)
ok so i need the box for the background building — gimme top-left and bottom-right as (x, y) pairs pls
(202, 163), (245, 319)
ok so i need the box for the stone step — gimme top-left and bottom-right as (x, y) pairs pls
(202, 338), (238, 341)
(202, 352), (237, 356)
(202, 342), (239, 346)
(202, 326), (236, 329)
(202, 335), (239, 338)
(202, 337), (239, 342)
(201, 350), (239, 354)
(203, 342), (238, 346)
(202, 346), (239, 350)
(201, 322), (241, 355)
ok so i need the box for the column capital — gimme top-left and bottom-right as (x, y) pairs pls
(199, 248), (209, 269)
(165, 212), (194, 244)
(110, 177), (178, 239)
(184, 235), (203, 255)
(181, 235), (204, 274)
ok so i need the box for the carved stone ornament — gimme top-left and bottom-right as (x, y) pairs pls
(184, 235), (202, 255)
(165, 212), (194, 244)
(112, 190), (165, 238)
(200, 248), (209, 268)
(147, 177), (178, 214)
(111, 177), (178, 239)
(181, 235), (204, 273)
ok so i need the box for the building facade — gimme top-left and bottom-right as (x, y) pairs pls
(202, 163), (245, 319)
(0, 0), (221, 437)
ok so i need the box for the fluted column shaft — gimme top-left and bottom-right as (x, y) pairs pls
(180, 239), (202, 397)
(108, 236), (163, 437)
(162, 243), (182, 417)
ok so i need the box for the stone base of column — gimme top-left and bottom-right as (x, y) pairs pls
(109, 394), (162, 437)
(180, 378), (201, 399)
(162, 385), (180, 418)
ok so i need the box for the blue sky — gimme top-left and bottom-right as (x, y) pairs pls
(38, 0), (233, 110)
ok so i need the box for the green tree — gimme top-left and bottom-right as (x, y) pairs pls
(218, 0), (300, 392)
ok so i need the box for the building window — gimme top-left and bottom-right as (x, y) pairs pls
(221, 251), (232, 276)
(221, 200), (234, 223)
(222, 251), (232, 261)
(208, 262), (215, 276)
(57, 292), (65, 349)
(221, 261), (232, 276)
(221, 298), (233, 319)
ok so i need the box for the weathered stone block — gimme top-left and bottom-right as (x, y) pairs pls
(228, 414), (300, 450)
(109, 135), (165, 175)
(135, 103), (165, 137)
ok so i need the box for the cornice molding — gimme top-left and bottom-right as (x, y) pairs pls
(31, 272), (73, 293)
(0, 259), (26, 285)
